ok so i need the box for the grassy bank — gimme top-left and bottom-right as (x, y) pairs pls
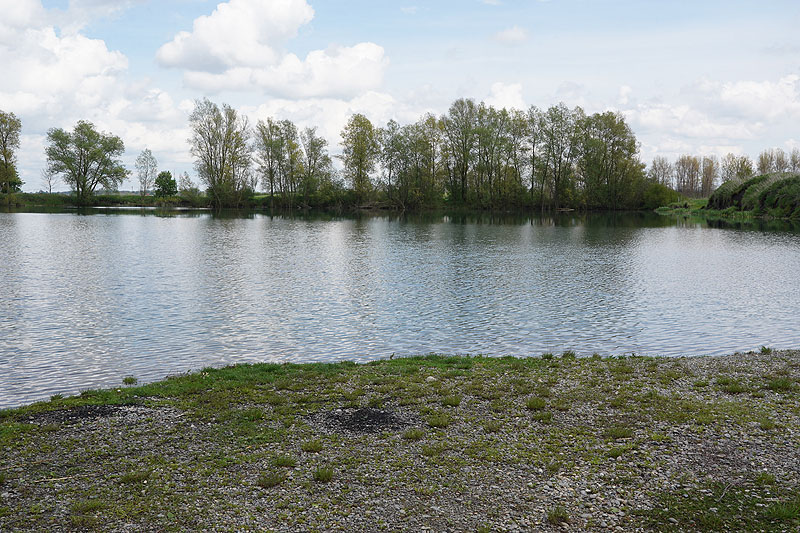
(2, 351), (800, 531)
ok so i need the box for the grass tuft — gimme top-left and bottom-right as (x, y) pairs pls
(271, 455), (297, 468)
(122, 376), (138, 386)
(546, 505), (569, 525)
(313, 466), (334, 483)
(256, 471), (286, 488)
(442, 395), (462, 407)
(428, 413), (451, 428)
(301, 440), (323, 453)
(525, 397), (546, 411)
(402, 428), (425, 441)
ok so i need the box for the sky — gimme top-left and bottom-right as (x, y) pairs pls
(2, 0), (800, 192)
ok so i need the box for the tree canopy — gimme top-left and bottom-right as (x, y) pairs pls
(45, 121), (126, 203)
(189, 98), (252, 209)
(0, 110), (23, 194)
(154, 170), (177, 197)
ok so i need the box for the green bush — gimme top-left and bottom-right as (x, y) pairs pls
(757, 175), (800, 219)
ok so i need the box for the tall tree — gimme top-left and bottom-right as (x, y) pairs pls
(135, 148), (158, 197)
(188, 99), (252, 209)
(675, 155), (701, 196)
(701, 156), (718, 197)
(277, 120), (303, 207)
(540, 103), (583, 211)
(0, 110), (23, 194)
(254, 117), (283, 209)
(790, 148), (800, 173)
(45, 120), (126, 204)
(774, 148), (789, 173)
(299, 126), (332, 207)
(649, 156), (673, 187)
(720, 153), (753, 182)
(441, 98), (477, 203)
(340, 113), (379, 205)
(40, 169), (60, 194)
(579, 111), (641, 209)
(757, 149), (775, 175)
(154, 170), (177, 197)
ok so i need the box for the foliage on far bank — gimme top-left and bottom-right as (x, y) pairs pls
(705, 172), (800, 219)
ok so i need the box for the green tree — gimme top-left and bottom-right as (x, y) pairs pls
(0, 110), (23, 194)
(340, 113), (379, 205)
(254, 117), (283, 209)
(188, 99), (252, 209)
(135, 148), (158, 197)
(299, 126), (332, 207)
(578, 111), (641, 209)
(154, 170), (177, 197)
(441, 98), (477, 203)
(45, 120), (127, 204)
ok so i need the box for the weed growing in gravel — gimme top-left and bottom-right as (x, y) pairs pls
(402, 428), (425, 441)
(755, 472), (776, 485)
(0, 472), (5, 484)
(313, 467), (334, 483)
(271, 455), (297, 468)
(71, 499), (107, 514)
(766, 377), (795, 392)
(604, 426), (633, 440)
(541, 353), (554, 360)
(428, 413), (451, 428)
(546, 505), (569, 525)
(716, 377), (748, 394)
(551, 399), (570, 411)
(421, 442), (449, 457)
(532, 411), (553, 423)
(301, 440), (323, 453)
(561, 350), (577, 360)
(256, 471), (286, 488)
(761, 346), (773, 355)
(119, 470), (151, 484)
(122, 376), (137, 386)
(525, 397), (546, 411)
(758, 418), (777, 430)
(483, 420), (502, 433)
(442, 395), (462, 407)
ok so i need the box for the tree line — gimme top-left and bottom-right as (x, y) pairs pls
(2, 103), (796, 210)
(649, 148), (800, 198)
(188, 98), (676, 210)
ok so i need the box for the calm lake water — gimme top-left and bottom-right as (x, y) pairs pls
(1, 208), (799, 408)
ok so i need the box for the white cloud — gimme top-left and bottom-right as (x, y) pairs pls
(157, 0), (388, 98)
(618, 85), (632, 106)
(494, 25), (528, 45)
(485, 82), (526, 110)
(401, 6), (418, 15)
(718, 75), (800, 120)
(0, 0), (194, 190)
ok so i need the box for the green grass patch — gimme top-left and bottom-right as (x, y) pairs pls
(402, 428), (425, 441)
(256, 471), (286, 488)
(271, 455), (297, 468)
(312, 466), (334, 483)
(546, 505), (569, 525)
(525, 397), (546, 411)
(301, 440), (323, 453)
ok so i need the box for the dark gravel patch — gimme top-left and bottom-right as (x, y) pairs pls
(23, 404), (124, 425)
(317, 407), (414, 434)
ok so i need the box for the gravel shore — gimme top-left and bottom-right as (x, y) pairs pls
(2, 350), (800, 532)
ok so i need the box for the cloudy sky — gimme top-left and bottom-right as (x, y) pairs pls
(3, 0), (799, 191)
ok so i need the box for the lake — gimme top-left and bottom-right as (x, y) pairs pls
(1, 208), (799, 408)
